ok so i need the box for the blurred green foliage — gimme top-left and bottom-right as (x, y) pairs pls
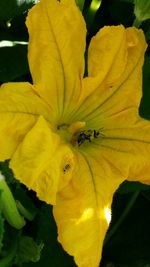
(0, 192), (4, 254)
(0, 0), (150, 267)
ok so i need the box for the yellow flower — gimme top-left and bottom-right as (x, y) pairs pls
(0, 0), (149, 266)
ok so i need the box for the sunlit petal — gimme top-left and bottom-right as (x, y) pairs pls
(53, 152), (121, 267)
(104, 206), (112, 225)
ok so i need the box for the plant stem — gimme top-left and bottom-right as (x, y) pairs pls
(75, 0), (85, 11)
(16, 200), (34, 221)
(85, 0), (102, 31)
(0, 173), (25, 229)
(133, 18), (142, 28)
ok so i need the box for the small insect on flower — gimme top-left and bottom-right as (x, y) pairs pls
(63, 164), (71, 173)
(77, 129), (103, 146)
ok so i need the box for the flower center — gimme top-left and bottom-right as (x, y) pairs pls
(70, 122), (104, 147)
(74, 129), (101, 146)
(57, 121), (104, 147)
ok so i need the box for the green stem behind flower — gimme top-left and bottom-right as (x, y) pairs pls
(16, 200), (35, 221)
(84, 0), (102, 31)
(75, 0), (85, 11)
(104, 191), (139, 246)
(133, 17), (142, 28)
(0, 174), (25, 229)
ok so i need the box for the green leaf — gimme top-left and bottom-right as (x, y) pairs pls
(0, 191), (4, 254)
(120, 0), (134, 2)
(145, 29), (150, 41)
(0, 161), (16, 185)
(24, 204), (76, 267)
(117, 180), (150, 194)
(15, 236), (44, 265)
(0, 44), (29, 83)
(103, 190), (150, 266)
(75, 0), (85, 11)
(108, 0), (134, 26)
(0, 0), (34, 21)
(139, 56), (150, 120)
(0, 235), (18, 267)
(134, 0), (150, 22)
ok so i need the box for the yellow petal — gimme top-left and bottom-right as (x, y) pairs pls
(74, 26), (147, 125)
(0, 113), (36, 161)
(26, 0), (86, 122)
(0, 82), (50, 161)
(53, 151), (121, 267)
(99, 109), (150, 185)
(10, 116), (76, 204)
(88, 25), (127, 85)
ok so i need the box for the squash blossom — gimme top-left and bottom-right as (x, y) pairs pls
(0, 0), (150, 266)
